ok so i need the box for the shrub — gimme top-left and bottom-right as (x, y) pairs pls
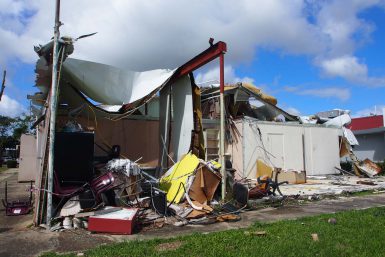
(6, 160), (17, 168)
(340, 161), (353, 172)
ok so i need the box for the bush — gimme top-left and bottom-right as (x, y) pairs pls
(6, 160), (17, 168)
(379, 159), (385, 174)
(340, 161), (353, 172)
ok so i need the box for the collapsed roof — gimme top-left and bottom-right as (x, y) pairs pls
(201, 82), (299, 122)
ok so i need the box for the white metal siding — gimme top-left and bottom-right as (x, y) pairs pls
(242, 119), (340, 178)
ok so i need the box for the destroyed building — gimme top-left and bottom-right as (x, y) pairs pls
(12, 35), (382, 233)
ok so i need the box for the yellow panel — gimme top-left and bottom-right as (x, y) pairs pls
(256, 159), (273, 178)
(159, 153), (200, 203)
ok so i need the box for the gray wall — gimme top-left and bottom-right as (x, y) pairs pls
(354, 132), (385, 162)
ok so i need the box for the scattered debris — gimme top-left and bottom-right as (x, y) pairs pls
(155, 241), (183, 252)
(216, 214), (241, 222)
(355, 159), (382, 178)
(244, 230), (267, 236)
(311, 233), (319, 241)
(357, 181), (376, 186)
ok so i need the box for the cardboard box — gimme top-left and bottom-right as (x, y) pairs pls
(88, 208), (138, 235)
(277, 171), (306, 184)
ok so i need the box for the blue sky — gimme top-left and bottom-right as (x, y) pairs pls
(0, 0), (385, 117)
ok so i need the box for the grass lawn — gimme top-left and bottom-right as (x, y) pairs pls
(41, 207), (385, 257)
(0, 165), (8, 173)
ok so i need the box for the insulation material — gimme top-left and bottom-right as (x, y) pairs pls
(60, 196), (81, 217)
(242, 82), (277, 105)
(106, 159), (140, 177)
(159, 153), (200, 203)
(62, 58), (176, 105)
(324, 114), (351, 127)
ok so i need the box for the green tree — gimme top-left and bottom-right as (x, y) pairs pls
(12, 114), (34, 140)
(0, 115), (15, 154)
(0, 114), (34, 155)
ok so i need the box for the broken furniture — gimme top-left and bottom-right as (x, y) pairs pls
(233, 168), (288, 205)
(2, 181), (33, 216)
(53, 171), (115, 216)
(188, 163), (221, 204)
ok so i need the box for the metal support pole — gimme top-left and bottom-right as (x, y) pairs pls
(46, 0), (61, 225)
(219, 53), (226, 200)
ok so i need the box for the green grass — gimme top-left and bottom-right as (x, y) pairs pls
(0, 165), (8, 173)
(41, 207), (385, 257)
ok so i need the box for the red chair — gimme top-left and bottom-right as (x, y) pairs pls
(53, 171), (115, 216)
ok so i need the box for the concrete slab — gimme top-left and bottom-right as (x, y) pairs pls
(279, 175), (385, 196)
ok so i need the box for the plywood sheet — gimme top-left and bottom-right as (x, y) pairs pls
(18, 134), (38, 182)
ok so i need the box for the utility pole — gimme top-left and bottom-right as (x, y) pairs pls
(219, 53), (226, 200)
(46, 0), (61, 225)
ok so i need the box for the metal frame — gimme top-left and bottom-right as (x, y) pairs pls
(45, 35), (229, 225)
(169, 40), (227, 199)
(123, 40), (228, 199)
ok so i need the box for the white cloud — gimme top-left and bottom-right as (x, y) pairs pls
(195, 65), (254, 85)
(286, 107), (301, 116)
(352, 105), (385, 117)
(0, 0), (353, 69)
(0, 0), (384, 86)
(318, 55), (385, 87)
(313, 0), (385, 86)
(300, 87), (351, 101)
(320, 56), (367, 81)
(0, 94), (26, 117)
(284, 86), (351, 101)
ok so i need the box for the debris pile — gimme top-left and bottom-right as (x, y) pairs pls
(42, 151), (248, 234)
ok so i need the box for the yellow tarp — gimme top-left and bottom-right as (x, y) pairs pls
(159, 153), (200, 203)
(256, 159), (273, 178)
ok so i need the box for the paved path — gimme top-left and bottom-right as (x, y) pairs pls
(0, 168), (34, 232)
